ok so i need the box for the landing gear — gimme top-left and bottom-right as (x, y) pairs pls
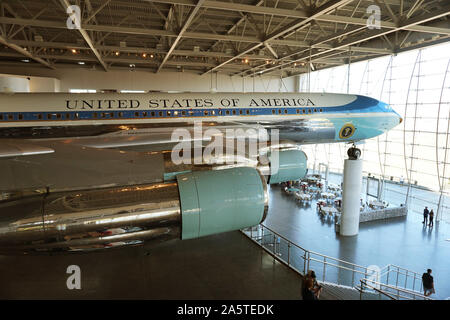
(347, 146), (361, 160)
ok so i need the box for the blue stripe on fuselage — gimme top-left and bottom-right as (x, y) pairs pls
(0, 95), (389, 122)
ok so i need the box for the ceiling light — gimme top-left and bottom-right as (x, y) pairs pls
(142, 53), (147, 58)
(71, 49), (77, 54)
(115, 51), (120, 56)
(78, 61), (85, 65)
(21, 59), (30, 63)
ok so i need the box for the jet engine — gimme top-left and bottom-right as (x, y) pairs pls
(0, 167), (267, 254)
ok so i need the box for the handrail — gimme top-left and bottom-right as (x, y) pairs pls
(360, 279), (397, 300)
(243, 224), (431, 300)
(260, 224), (369, 270)
(361, 278), (433, 300)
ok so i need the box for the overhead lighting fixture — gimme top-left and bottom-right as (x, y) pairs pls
(78, 61), (85, 65)
(71, 49), (77, 54)
(142, 53), (147, 58)
(129, 64), (135, 68)
(21, 59), (30, 63)
(150, 54), (154, 58)
(115, 51), (120, 56)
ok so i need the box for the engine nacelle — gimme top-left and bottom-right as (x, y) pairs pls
(177, 167), (267, 240)
(0, 167), (267, 253)
(265, 149), (308, 184)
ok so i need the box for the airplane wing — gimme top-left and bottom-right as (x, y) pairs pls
(0, 139), (54, 158)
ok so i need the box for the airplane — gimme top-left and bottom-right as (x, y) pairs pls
(0, 92), (402, 253)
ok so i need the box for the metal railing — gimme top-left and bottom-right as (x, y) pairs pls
(242, 224), (371, 288)
(242, 224), (433, 300)
(359, 278), (433, 300)
(379, 264), (424, 293)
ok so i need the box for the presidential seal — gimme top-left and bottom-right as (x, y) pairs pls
(339, 123), (355, 139)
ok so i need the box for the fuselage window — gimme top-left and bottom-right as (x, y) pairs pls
(278, 109), (282, 114)
(302, 109), (306, 114)
(38, 114), (42, 120)
(143, 112), (148, 117)
(8, 114), (13, 120)
(66, 113), (71, 119)
(226, 110), (230, 115)
(239, 110), (243, 115)
(314, 109), (317, 113)
(135, 112), (140, 117)
(272, 109), (276, 114)
(0, 114), (3, 120)
(119, 112), (124, 118)
(308, 109), (311, 113)
(56, 114), (62, 119)
(151, 111), (155, 117)
(159, 111), (163, 117)
(232, 110), (236, 115)
(204, 111), (209, 116)
(211, 110), (215, 115)
(167, 111), (171, 116)
(93, 113), (98, 118)
(189, 111), (194, 116)
(296, 109), (299, 114)
(18, 114), (23, 120)
(284, 109), (288, 114)
(74, 113), (79, 119)
(319, 108), (323, 112)
(246, 110), (250, 115)
(182, 111), (186, 116)
(47, 114), (52, 120)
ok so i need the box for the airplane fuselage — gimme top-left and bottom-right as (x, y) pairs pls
(0, 92), (401, 144)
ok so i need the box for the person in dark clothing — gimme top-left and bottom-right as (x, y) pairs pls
(310, 271), (323, 299)
(302, 271), (315, 300)
(422, 207), (429, 224)
(422, 269), (435, 297)
(429, 209), (434, 227)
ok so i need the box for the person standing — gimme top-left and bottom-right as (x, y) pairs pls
(429, 209), (434, 228)
(422, 269), (435, 297)
(422, 207), (429, 225)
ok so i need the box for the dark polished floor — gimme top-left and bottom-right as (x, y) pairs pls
(264, 177), (450, 300)
(0, 231), (313, 300)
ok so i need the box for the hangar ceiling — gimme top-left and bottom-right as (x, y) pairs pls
(0, 0), (448, 77)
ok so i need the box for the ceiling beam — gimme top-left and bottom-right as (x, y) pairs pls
(157, 0), (205, 72)
(59, 0), (108, 71)
(0, 35), (55, 69)
(261, 3), (450, 76)
(85, 0), (112, 24)
(202, 0), (355, 75)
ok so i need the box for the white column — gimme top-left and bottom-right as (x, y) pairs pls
(340, 159), (363, 236)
